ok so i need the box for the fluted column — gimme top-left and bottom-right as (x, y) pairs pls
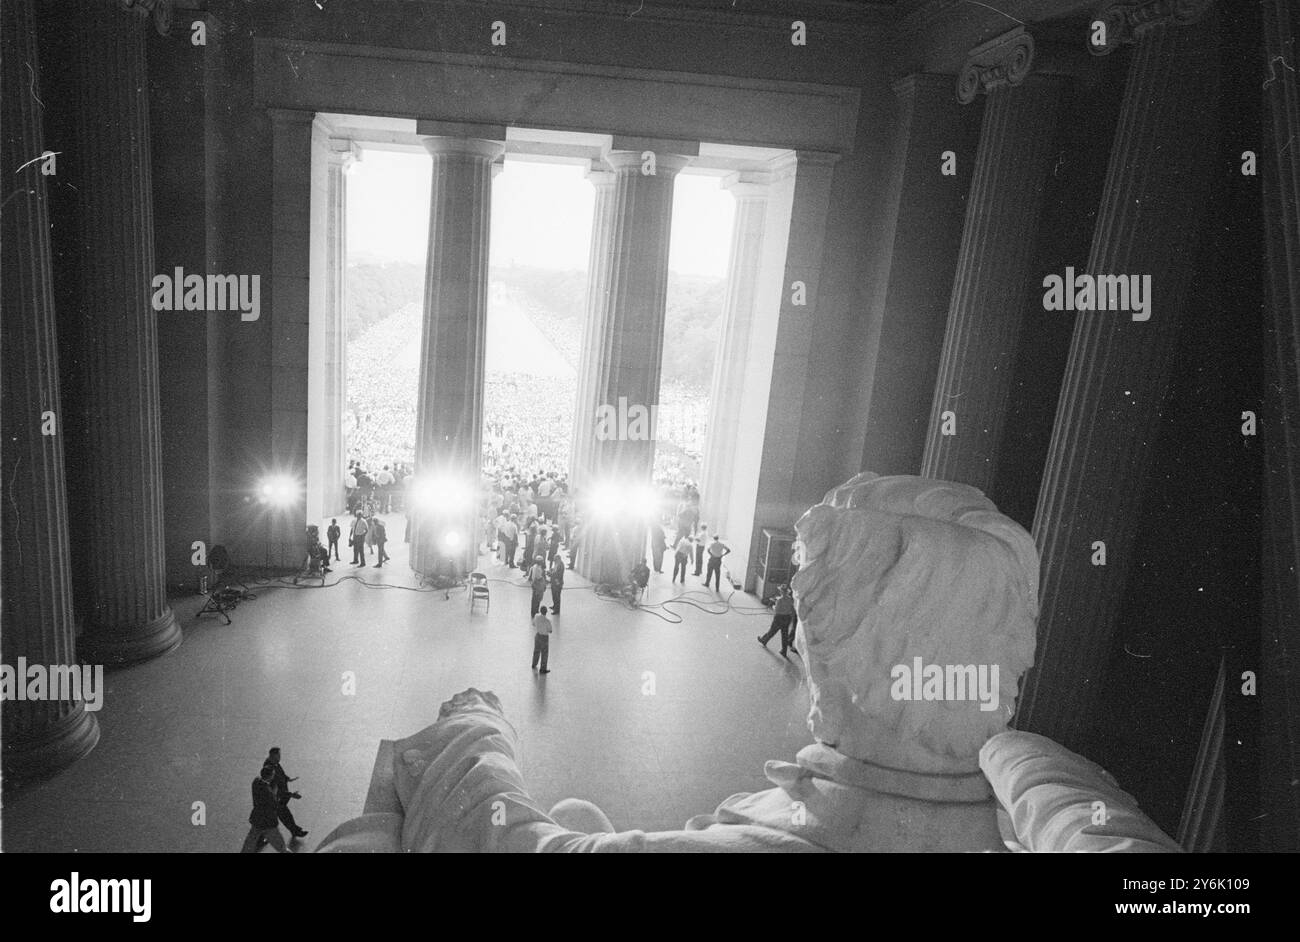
(410, 129), (504, 576)
(307, 121), (356, 524)
(921, 30), (1067, 491)
(324, 141), (352, 519)
(1260, 0), (1300, 853)
(856, 73), (982, 476)
(580, 146), (692, 585)
(700, 174), (770, 543)
(1, 0), (101, 780)
(570, 169), (617, 495)
(68, 0), (180, 664)
(1016, 0), (1220, 746)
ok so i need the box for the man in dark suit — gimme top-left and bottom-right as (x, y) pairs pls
(373, 517), (390, 567)
(265, 746), (308, 839)
(548, 553), (565, 615)
(239, 764), (289, 853)
(650, 522), (667, 573)
(326, 518), (341, 561)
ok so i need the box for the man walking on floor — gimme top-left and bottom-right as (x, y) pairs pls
(531, 605), (553, 674)
(757, 584), (797, 657)
(239, 764), (289, 853)
(264, 746), (308, 840)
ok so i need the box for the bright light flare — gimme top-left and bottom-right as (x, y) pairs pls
(629, 485), (659, 520)
(411, 475), (474, 512)
(258, 475), (299, 507)
(590, 483), (623, 520)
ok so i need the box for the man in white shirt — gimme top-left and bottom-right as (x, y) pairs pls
(530, 606), (553, 674)
(375, 465), (395, 512)
(493, 512), (508, 562)
(704, 534), (731, 591)
(349, 511), (369, 566)
(501, 516), (519, 567)
(528, 556), (548, 617)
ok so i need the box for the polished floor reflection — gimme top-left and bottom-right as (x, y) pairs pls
(2, 522), (810, 852)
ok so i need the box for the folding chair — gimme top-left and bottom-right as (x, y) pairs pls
(468, 571), (490, 613)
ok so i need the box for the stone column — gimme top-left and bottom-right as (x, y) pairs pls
(570, 168), (617, 495)
(410, 126), (504, 576)
(67, 0), (180, 664)
(324, 140), (353, 519)
(1, 0), (101, 781)
(699, 174), (770, 544)
(1260, 0), (1300, 853)
(921, 30), (1067, 491)
(856, 74), (982, 476)
(307, 120), (356, 525)
(579, 143), (693, 585)
(1016, 0), (1220, 747)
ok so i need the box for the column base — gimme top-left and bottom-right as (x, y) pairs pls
(78, 608), (181, 666)
(2, 704), (100, 787)
(579, 521), (645, 587)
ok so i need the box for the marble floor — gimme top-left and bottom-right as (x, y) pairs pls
(1, 518), (811, 852)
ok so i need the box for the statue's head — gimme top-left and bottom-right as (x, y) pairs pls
(792, 473), (1039, 774)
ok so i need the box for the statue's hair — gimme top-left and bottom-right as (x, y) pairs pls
(794, 473), (1039, 770)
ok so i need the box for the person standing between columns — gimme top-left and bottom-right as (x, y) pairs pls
(240, 765), (289, 853)
(528, 556), (548, 617)
(373, 516), (390, 567)
(704, 534), (731, 592)
(327, 518), (341, 562)
(672, 533), (692, 584)
(650, 520), (667, 573)
(502, 514), (519, 568)
(549, 552), (565, 616)
(693, 524), (709, 576)
(350, 510), (369, 567)
(531, 606), (553, 674)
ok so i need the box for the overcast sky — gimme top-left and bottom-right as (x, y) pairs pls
(347, 150), (735, 277)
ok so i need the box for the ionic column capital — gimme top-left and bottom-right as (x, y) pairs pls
(421, 136), (507, 162)
(1088, 0), (1215, 56)
(585, 167), (617, 189)
(117, 0), (172, 35)
(721, 170), (773, 201)
(603, 149), (693, 177)
(326, 137), (361, 170)
(956, 27), (1036, 104)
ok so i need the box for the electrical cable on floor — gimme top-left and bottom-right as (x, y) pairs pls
(206, 562), (781, 620)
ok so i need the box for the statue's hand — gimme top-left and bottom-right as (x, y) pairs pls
(438, 688), (504, 719)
